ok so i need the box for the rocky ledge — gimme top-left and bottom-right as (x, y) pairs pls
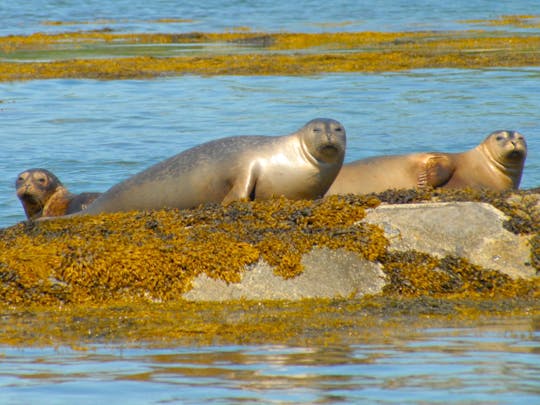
(187, 195), (539, 301)
(0, 189), (538, 306)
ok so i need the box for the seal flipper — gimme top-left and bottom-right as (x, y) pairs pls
(221, 162), (260, 205)
(42, 187), (73, 217)
(417, 154), (455, 188)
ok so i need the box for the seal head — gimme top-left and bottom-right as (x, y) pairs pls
(480, 130), (527, 186)
(299, 118), (346, 165)
(16, 168), (66, 220)
(16, 168), (101, 220)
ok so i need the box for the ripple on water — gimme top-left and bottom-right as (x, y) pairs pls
(0, 319), (538, 404)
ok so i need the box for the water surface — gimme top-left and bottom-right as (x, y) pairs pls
(1, 317), (538, 404)
(2, 0), (540, 36)
(1, 69), (539, 227)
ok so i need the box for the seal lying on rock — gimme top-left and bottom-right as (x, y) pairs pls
(16, 168), (101, 220)
(83, 118), (346, 214)
(327, 130), (527, 195)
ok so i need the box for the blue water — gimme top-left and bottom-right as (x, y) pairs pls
(2, 0), (540, 36)
(1, 1), (540, 403)
(1, 69), (539, 227)
(1, 319), (539, 404)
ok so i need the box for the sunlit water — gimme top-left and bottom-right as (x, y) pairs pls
(2, 0), (540, 35)
(1, 69), (539, 227)
(1, 1), (540, 403)
(1, 318), (539, 404)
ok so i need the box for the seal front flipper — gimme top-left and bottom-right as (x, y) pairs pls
(418, 154), (455, 188)
(221, 162), (261, 205)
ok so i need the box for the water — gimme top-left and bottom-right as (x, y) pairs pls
(1, 318), (539, 404)
(1, 70), (539, 227)
(1, 1), (540, 403)
(2, 0), (540, 36)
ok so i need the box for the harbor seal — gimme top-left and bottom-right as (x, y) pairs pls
(83, 118), (346, 214)
(16, 168), (101, 220)
(326, 130), (527, 195)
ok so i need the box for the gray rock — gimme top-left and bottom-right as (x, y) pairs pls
(183, 247), (386, 301)
(364, 202), (535, 279)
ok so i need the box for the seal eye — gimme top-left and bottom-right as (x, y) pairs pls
(495, 135), (504, 141)
(334, 127), (343, 132)
(37, 177), (47, 184)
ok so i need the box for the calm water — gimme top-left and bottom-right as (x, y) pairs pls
(2, 0), (540, 35)
(1, 1), (540, 403)
(1, 69), (539, 227)
(1, 318), (539, 405)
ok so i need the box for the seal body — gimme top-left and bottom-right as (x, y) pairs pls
(327, 130), (527, 195)
(84, 118), (346, 214)
(15, 168), (101, 219)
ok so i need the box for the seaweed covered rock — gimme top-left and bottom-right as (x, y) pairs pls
(0, 190), (538, 306)
(0, 195), (385, 306)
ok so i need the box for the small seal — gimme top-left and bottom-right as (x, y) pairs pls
(326, 130), (527, 195)
(83, 118), (346, 214)
(16, 168), (101, 220)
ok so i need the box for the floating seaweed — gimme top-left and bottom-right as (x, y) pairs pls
(1, 30), (540, 81)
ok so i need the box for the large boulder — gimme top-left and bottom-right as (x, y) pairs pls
(364, 201), (535, 279)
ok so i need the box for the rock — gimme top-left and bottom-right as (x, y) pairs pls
(364, 201), (535, 279)
(183, 247), (386, 301)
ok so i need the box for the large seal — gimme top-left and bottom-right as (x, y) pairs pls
(83, 118), (346, 214)
(16, 168), (102, 220)
(326, 130), (527, 195)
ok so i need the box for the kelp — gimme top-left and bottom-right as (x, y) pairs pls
(1, 30), (540, 81)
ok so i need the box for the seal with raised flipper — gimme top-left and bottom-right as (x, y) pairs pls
(82, 118), (346, 214)
(326, 130), (527, 195)
(15, 168), (102, 220)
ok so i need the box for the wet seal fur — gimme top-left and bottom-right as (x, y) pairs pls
(16, 168), (101, 220)
(83, 118), (346, 214)
(327, 130), (527, 195)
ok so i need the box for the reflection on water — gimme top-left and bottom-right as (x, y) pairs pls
(1, 318), (539, 404)
(1, 69), (539, 227)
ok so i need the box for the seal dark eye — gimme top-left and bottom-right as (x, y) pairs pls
(37, 178), (46, 184)
(334, 127), (343, 132)
(496, 135), (504, 141)
(313, 127), (322, 132)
